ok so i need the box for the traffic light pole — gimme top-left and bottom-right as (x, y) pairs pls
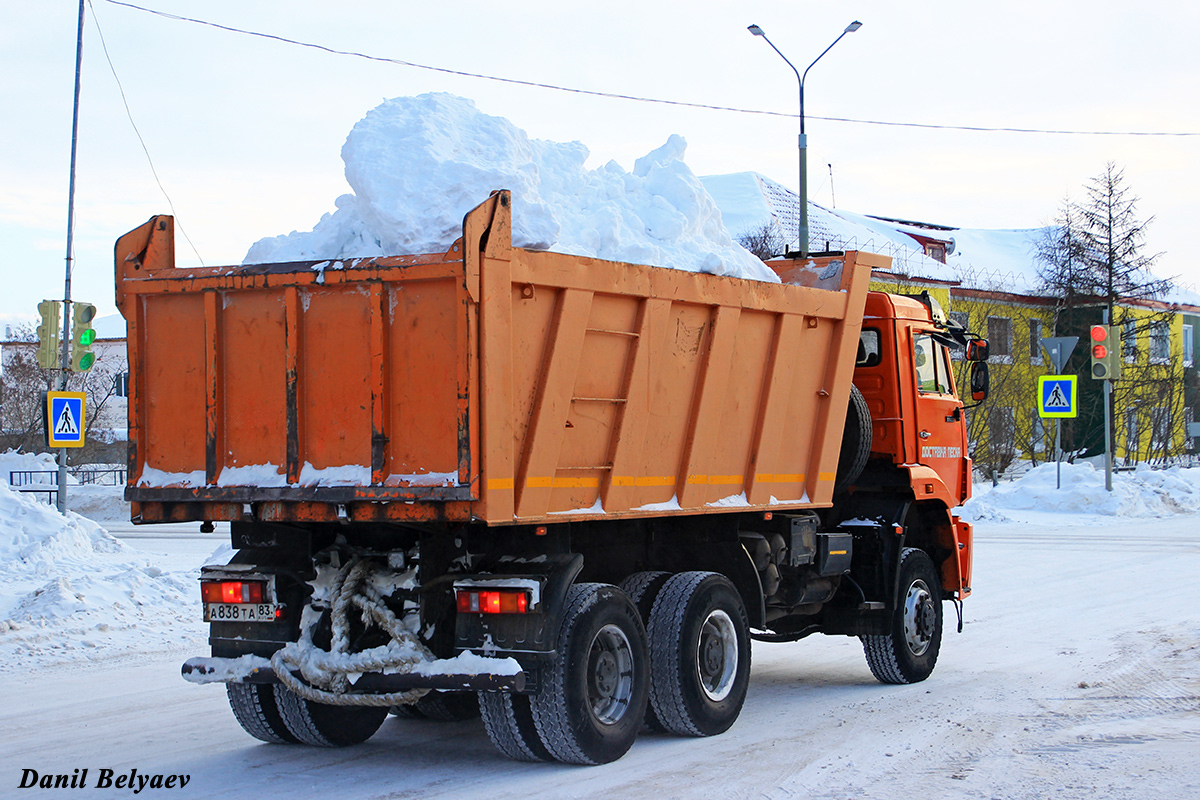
(55, 0), (86, 513)
(1102, 310), (1113, 492)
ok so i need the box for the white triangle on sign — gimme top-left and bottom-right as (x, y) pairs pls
(54, 403), (79, 436)
(1046, 383), (1070, 409)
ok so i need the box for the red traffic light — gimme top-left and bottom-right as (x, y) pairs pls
(1090, 325), (1108, 342)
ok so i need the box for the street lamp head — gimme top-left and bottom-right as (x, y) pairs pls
(845, 21), (863, 33)
(748, 24), (765, 37)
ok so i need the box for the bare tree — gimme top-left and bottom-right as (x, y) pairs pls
(1034, 163), (1180, 463)
(1037, 164), (1170, 317)
(1, 323), (127, 463)
(949, 292), (1052, 477)
(736, 222), (787, 262)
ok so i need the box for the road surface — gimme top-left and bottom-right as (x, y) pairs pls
(4, 519), (1198, 799)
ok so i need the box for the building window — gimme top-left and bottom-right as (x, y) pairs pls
(949, 311), (969, 360)
(1124, 409), (1139, 461)
(1152, 406), (1172, 453)
(989, 406), (1016, 452)
(1187, 407), (1196, 451)
(114, 372), (130, 398)
(1149, 322), (1169, 364)
(924, 242), (947, 263)
(1029, 319), (1043, 365)
(1182, 324), (1193, 368)
(1030, 410), (1045, 453)
(988, 316), (1013, 363)
(1123, 320), (1137, 363)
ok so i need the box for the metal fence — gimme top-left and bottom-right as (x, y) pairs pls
(7, 466), (127, 505)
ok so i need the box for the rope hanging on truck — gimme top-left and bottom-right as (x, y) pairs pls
(271, 557), (434, 707)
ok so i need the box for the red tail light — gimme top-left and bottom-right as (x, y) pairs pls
(201, 581), (265, 604)
(455, 589), (529, 614)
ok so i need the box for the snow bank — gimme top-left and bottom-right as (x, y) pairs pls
(245, 93), (777, 282)
(0, 482), (202, 671)
(960, 462), (1200, 523)
(0, 450), (71, 486)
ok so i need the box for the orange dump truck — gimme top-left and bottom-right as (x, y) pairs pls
(116, 191), (989, 764)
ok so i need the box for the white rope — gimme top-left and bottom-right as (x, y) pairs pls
(271, 557), (433, 707)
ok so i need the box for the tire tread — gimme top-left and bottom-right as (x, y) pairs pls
(480, 692), (552, 762)
(861, 547), (942, 685)
(647, 571), (750, 738)
(226, 683), (298, 744)
(273, 686), (387, 747)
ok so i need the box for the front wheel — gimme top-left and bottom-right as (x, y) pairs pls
(530, 584), (649, 765)
(861, 547), (943, 684)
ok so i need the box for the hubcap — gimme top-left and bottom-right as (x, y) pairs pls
(586, 624), (635, 725)
(902, 579), (935, 656)
(696, 609), (739, 702)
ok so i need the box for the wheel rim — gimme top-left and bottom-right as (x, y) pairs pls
(586, 623), (636, 725)
(696, 609), (739, 702)
(902, 579), (936, 656)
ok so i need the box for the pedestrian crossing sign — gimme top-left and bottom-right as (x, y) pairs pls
(46, 391), (86, 447)
(1038, 375), (1077, 419)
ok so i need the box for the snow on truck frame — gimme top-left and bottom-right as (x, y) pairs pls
(115, 191), (990, 764)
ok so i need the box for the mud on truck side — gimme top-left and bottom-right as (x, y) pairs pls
(116, 192), (988, 765)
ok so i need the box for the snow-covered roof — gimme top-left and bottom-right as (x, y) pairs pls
(701, 171), (1200, 308)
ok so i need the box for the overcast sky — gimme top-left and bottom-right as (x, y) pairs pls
(3, 0), (1198, 328)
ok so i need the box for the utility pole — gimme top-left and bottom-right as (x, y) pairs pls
(56, 0), (86, 513)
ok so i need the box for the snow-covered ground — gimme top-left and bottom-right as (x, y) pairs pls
(2, 463), (1197, 797)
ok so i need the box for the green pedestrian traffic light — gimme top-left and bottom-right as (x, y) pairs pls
(69, 302), (98, 372)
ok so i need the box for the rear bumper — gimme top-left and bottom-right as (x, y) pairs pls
(181, 655), (527, 693)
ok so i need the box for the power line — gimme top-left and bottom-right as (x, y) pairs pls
(102, 0), (1200, 139)
(89, 0), (205, 265)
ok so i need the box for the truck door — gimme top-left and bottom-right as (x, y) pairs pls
(911, 331), (966, 499)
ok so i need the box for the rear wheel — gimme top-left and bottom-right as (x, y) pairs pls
(618, 571), (671, 733)
(862, 547), (943, 684)
(273, 685), (388, 747)
(480, 692), (553, 762)
(647, 572), (750, 737)
(226, 683), (298, 744)
(414, 691), (480, 721)
(530, 583), (649, 764)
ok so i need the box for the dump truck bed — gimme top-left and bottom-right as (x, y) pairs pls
(116, 192), (879, 525)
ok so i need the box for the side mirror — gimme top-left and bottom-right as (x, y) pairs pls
(970, 361), (989, 402)
(966, 339), (989, 362)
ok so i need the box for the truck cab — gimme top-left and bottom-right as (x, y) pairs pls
(848, 290), (986, 602)
(856, 291), (973, 506)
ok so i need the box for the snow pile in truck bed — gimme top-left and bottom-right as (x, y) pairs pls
(0, 482), (203, 672)
(244, 93), (777, 282)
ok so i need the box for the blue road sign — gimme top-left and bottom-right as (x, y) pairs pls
(46, 391), (86, 447)
(1038, 375), (1077, 419)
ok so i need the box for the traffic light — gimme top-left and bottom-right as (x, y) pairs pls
(69, 302), (98, 372)
(35, 300), (61, 369)
(1089, 324), (1122, 380)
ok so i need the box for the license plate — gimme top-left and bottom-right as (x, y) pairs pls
(204, 603), (279, 622)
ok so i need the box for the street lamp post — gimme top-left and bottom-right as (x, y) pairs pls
(749, 21), (862, 257)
